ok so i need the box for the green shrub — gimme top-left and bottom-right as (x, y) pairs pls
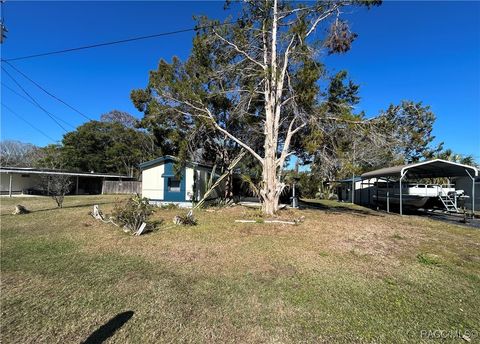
(112, 195), (156, 233)
(173, 211), (197, 226)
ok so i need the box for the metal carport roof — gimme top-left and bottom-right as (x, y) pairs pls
(0, 167), (133, 179)
(361, 159), (478, 179)
(360, 159), (478, 216)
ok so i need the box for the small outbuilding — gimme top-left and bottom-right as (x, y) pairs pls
(139, 156), (222, 206)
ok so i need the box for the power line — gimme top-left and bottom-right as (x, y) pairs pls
(1, 66), (75, 131)
(3, 61), (92, 120)
(1, 21), (234, 62)
(2, 67), (74, 130)
(2, 103), (58, 142)
(2, 81), (38, 106)
(2, 82), (75, 131)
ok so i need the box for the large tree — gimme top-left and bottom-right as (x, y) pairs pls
(60, 120), (157, 176)
(382, 101), (438, 163)
(0, 140), (39, 167)
(299, 69), (440, 185)
(428, 145), (475, 166)
(299, 70), (367, 182)
(132, 0), (380, 215)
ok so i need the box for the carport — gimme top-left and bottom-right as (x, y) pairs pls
(0, 167), (134, 196)
(361, 159), (478, 216)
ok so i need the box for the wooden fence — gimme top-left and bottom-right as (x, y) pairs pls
(102, 181), (141, 194)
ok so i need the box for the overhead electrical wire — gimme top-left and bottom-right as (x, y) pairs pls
(0, 19), (237, 143)
(1, 66), (75, 131)
(2, 61), (93, 120)
(2, 81), (39, 106)
(1, 21), (234, 62)
(2, 103), (58, 142)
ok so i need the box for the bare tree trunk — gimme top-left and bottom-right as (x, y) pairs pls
(157, 0), (343, 215)
(261, 125), (282, 215)
(259, 0), (280, 216)
(224, 170), (234, 200)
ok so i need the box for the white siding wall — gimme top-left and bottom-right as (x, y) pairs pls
(197, 169), (207, 198)
(141, 163), (224, 204)
(141, 164), (165, 200)
(196, 168), (223, 200)
(0, 173), (42, 194)
(185, 167), (194, 201)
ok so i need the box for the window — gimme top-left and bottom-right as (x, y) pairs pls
(167, 178), (181, 192)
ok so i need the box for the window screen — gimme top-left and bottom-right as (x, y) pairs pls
(168, 178), (181, 192)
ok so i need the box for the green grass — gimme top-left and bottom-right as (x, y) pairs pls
(416, 253), (441, 266)
(1, 195), (479, 343)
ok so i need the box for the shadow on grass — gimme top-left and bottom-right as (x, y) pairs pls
(299, 199), (383, 217)
(1, 200), (119, 217)
(82, 311), (134, 344)
(36, 201), (116, 213)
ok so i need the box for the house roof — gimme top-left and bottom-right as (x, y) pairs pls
(361, 159), (478, 179)
(139, 155), (214, 170)
(0, 166), (134, 179)
(337, 177), (363, 183)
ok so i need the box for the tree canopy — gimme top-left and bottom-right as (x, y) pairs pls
(0, 140), (39, 167)
(33, 111), (158, 176)
(132, 0), (381, 214)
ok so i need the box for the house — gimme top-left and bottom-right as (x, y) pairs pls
(139, 156), (222, 206)
(0, 166), (135, 196)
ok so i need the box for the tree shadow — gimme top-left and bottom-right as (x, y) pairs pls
(299, 199), (384, 217)
(24, 201), (118, 214)
(82, 311), (134, 344)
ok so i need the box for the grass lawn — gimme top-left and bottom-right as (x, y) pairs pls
(1, 195), (479, 343)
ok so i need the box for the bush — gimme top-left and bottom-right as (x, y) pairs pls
(112, 195), (156, 233)
(173, 211), (197, 226)
(40, 175), (73, 208)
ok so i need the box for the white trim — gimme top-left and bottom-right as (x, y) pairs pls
(0, 169), (130, 179)
(400, 159), (478, 177)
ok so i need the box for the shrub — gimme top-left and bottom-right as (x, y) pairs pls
(112, 195), (156, 233)
(173, 211), (197, 226)
(40, 175), (73, 208)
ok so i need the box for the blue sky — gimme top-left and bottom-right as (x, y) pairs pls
(1, 1), (479, 160)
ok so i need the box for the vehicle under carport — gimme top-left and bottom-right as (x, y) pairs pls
(360, 159), (478, 216)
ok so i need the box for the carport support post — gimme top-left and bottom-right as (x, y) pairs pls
(399, 172), (406, 216)
(351, 173), (355, 204)
(386, 178), (390, 213)
(465, 169), (475, 218)
(8, 173), (12, 197)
